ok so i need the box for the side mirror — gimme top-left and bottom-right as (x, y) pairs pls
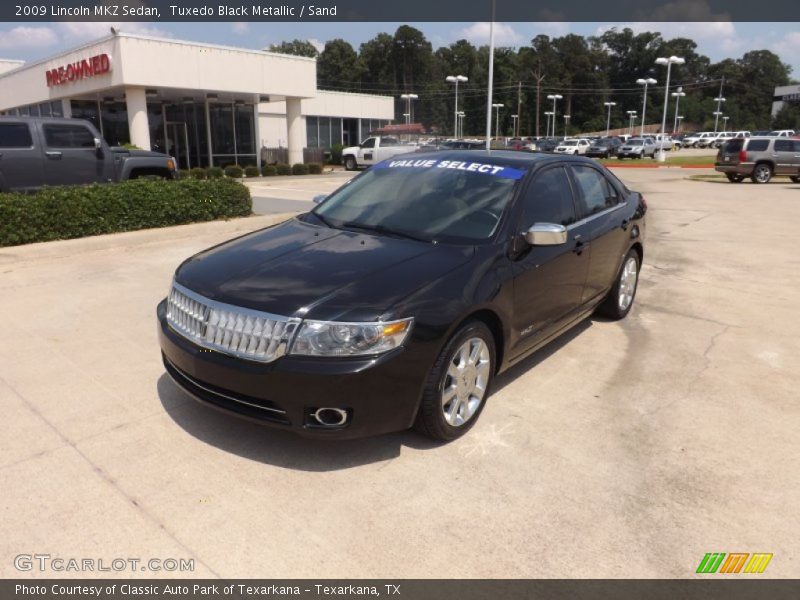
(524, 223), (568, 246)
(93, 137), (102, 150)
(312, 194), (327, 204)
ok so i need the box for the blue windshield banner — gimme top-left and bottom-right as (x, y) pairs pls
(375, 158), (526, 180)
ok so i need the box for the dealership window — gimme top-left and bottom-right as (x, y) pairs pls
(319, 117), (331, 149)
(0, 122), (34, 148)
(100, 101), (130, 146)
(50, 101), (63, 117)
(307, 116), (319, 148)
(208, 102), (256, 167)
(70, 100), (101, 133)
(38, 102), (51, 117)
(331, 118), (342, 147)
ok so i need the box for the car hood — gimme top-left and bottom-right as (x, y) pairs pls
(111, 147), (171, 158)
(174, 218), (474, 322)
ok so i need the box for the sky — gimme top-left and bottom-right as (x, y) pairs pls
(1, 21), (799, 78)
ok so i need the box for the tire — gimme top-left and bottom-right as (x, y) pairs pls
(790, 176), (800, 183)
(596, 249), (640, 320)
(414, 321), (496, 442)
(751, 163), (773, 184)
(343, 156), (357, 171)
(726, 173), (745, 183)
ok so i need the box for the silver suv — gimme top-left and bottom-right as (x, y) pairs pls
(715, 137), (800, 184)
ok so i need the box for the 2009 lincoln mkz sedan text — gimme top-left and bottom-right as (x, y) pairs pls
(157, 151), (646, 441)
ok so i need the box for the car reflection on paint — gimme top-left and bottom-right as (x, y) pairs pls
(158, 150), (646, 441)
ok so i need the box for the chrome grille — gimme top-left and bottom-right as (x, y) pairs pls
(166, 282), (300, 363)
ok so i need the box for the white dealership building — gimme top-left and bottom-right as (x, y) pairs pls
(0, 32), (394, 168)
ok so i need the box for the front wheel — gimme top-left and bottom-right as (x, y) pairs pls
(343, 156), (358, 171)
(414, 321), (496, 442)
(751, 163), (772, 184)
(596, 249), (640, 320)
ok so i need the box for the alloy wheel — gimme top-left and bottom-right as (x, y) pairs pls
(618, 256), (638, 312)
(441, 338), (491, 427)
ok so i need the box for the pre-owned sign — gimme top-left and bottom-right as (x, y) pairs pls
(45, 54), (112, 87)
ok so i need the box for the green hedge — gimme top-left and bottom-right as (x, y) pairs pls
(262, 165), (278, 176)
(244, 166), (261, 178)
(208, 166), (224, 179)
(224, 165), (244, 178)
(292, 163), (309, 175)
(0, 179), (252, 247)
(190, 167), (208, 180)
(276, 163), (291, 176)
(308, 163), (323, 175)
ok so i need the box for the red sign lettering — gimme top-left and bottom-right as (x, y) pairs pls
(45, 53), (112, 87)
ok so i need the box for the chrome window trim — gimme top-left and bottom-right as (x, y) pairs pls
(566, 202), (625, 231)
(167, 281), (302, 363)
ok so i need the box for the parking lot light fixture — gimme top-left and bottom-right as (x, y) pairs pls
(400, 93), (418, 124)
(604, 101), (616, 137)
(671, 87), (686, 134)
(564, 114), (571, 138)
(511, 114), (519, 137)
(655, 56), (684, 162)
(446, 75), (468, 137)
(636, 78), (657, 137)
(547, 94), (562, 137)
(492, 103), (504, 140)
(627, 110), (637, 135)
(713, 96), (726, 132)
(543, 111), (553, 139)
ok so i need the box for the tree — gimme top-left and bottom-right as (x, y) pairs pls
(317, 39), (362, 90)
(772, 103), (800, 129)
(267, 39), (319, 58)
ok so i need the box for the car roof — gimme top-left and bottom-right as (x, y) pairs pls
(397, 149), (594, 169)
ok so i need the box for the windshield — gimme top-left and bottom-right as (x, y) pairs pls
(562, 140), (578, 146)
(627, 139), (644, 146)
(313, 158), (524, 243)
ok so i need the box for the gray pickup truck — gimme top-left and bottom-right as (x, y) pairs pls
(0, 117), (176, 192)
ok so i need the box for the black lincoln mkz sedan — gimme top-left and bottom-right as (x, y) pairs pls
(158, 151), (646, 441)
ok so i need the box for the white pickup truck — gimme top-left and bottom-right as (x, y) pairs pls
(342, 136), (417, 170)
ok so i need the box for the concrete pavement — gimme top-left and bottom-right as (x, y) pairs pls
(0, 170), (798, 578)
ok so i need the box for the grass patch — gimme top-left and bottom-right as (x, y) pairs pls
(596, 154), (715, 167)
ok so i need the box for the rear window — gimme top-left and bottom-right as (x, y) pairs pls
(723, 139), (744, 153)
(746, 139), (770, 152)
(43, 124), (95, 148)
(0, 122), (33, 148)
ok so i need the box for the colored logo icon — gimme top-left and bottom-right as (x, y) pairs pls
(696, 553), (773, 574)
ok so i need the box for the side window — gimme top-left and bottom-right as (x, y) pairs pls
(571, 166), (618, 217)
(0, 123), (33, 148)
(775, 139), (793, 152)
(361, 138), (376, 149)
(747, 139), (769, 152)
(43, 124), (96, 149)
(521, 167), (577, 228)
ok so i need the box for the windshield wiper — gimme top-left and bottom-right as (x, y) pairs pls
(341, 221), (431, 243)
(310, 211), (334, 228)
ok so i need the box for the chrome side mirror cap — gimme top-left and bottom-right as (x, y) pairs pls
(312, 194), (327, 204)
(525, 223), (568, 246)
(93, 137), (102, 150)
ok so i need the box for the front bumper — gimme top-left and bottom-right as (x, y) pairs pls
(157, 300), (427, 439)
(617, 151), (644, 158)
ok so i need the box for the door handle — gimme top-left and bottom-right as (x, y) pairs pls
(572, 240), (587, 255)
(45, 151), (63, 159)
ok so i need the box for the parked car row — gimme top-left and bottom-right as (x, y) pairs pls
(677, 129), (796, 149)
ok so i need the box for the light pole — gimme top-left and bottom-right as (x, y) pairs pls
(492, 103), (503, 140)
(511, 114), (519, 137)
(400, 93), (418, 124)
(402, 112), (410, 125)
(713, 111), (723, 134)
(676, 115), (684, 132)
(604, 101), (616, 137)
(544, 111), (553, 138)
(722, 115), (729, 132)
(627, 110), (637, 135)
(446, 75), (468, 137)
(713, 96), (726, 133)
(671, 86), (686, 134)
(636, 77), (657, 137)
(564, 114), (571, 138)
(457, 111), (465, 138)
(655, 56), (684, 161)
(547, 94), (562, 137)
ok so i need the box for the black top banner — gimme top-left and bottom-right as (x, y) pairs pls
(3, 0), (800, 22)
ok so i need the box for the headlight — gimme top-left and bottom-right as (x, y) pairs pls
(288, 318), (413, 357)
